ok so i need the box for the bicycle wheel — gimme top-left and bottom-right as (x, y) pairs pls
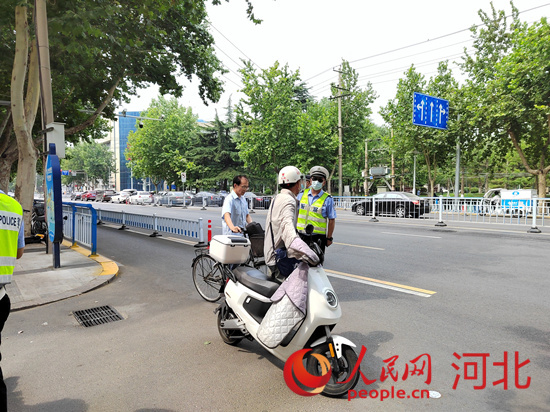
(192, 254), (224, 302)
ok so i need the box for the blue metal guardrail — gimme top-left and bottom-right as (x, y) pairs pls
(63, 202), (205, 253)
(95, 209), (204, 242)
(62, 202), (98, 255)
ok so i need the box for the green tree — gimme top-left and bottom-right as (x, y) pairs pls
(1, 0), (256, 234)
(61, 142), (116, 188)
(235, 61), (307, 179)
(460, 4), (550, 197)
(329, 60), (377, 194)
(186, 106), (244, 191)
(125, 96), (197, 190)
(380, 62), (459, 196)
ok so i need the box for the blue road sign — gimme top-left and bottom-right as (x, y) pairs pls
(412, 92), (449, 130)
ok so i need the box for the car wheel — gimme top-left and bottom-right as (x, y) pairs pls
(396, 205), (406, 218)
(356, 204), (365, 215)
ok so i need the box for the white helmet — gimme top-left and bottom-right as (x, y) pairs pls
(278, 166), (303, 185)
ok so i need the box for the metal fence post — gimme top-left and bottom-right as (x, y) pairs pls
(89, 206), (98, 256)
(119, 210), (127, 230)
(369, 197), (378, 222)
(249, 197), (255, 214)
(195, 217), (207, 247)
(70, 204), (77, 246)
(528, 198), (541, 233)
(150, 213), (161, 237)
(435, 195), (447, 227)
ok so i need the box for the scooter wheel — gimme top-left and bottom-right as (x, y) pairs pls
(305, 344), (359, 397)
(217, 310), (243, 346)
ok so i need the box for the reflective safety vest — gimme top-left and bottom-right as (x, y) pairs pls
(0, 193), (23, 283)
(297, 188), (330, 235)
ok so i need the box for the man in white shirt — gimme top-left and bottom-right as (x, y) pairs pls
(221, 175), (253, 236)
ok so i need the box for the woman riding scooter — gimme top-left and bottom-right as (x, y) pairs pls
(264, 166), (319, 282)
(215, 166), (360, 397)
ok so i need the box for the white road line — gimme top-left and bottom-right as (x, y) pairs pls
(326, 271), (434, 298)
(381, 232), (442, 239)
(333, 242), (384, 251)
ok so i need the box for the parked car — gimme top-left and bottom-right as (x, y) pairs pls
(111, 189), (137, 203)
(191, 191), (223, 206)
(128, 191), (154, 205)
(153, 191), (168, 204)
(352, 192), (430, 218)
(156, 191), (191, 206)
(71, 191), (83, 200)
(97, 190), (117, 202)
(81, 190), (97, 201)
(244, 192), (272, 209)
(217, 190), (229, 198)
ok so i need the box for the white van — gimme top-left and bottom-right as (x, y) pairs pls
(481, 188), (535, 216)
(500, 189), (536, 216)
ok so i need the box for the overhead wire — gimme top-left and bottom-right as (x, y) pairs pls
(304, 2), (550, 86)
(209, 22), (261, 69)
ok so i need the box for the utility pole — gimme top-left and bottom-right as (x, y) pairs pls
(390, 129), (395, 191)
(36, 0), (55, 255)
(330, 67), (351, 196)
(337, 71), (343, 196)
(364, 139), (369, 196)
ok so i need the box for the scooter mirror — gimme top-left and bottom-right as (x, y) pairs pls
(305, 224), (314, 235)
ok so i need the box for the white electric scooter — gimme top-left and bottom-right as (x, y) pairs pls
(213, 226), (360, 397)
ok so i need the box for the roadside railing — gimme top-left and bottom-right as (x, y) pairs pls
(96, 209), (204, 242)
(62, 202), (98, 255)
(334, 196), (550, 228)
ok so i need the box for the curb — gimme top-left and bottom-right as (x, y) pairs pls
(10, 242), (119, 311)
(62, 240), (119, 277)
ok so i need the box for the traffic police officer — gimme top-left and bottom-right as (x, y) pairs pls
(0, 189), (25, 410)
(296, 166), (336, 252)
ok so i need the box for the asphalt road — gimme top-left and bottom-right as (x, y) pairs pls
(3, 203), (549, 411)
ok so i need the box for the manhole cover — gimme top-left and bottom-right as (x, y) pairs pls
(73, 305), (123, 327)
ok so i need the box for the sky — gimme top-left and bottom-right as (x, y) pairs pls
(125, 0), (550, 126)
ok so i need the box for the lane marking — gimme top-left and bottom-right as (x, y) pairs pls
(381, 232), (442, 239)
(337, 215), (550, 236)
(333, 242), (384, 251)
(325, 269), (436, 298)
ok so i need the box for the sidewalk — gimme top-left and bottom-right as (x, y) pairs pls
(6, 240), (118, 311)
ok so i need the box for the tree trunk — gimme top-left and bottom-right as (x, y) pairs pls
(538, 173), (547, 199)
(12, 5), (41, 237)
(508, 127), (550, 198)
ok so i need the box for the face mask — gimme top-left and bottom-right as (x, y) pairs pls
(311, 180), (323, 191)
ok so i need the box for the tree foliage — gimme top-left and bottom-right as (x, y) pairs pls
(380, 62), (459, 195)
(61, 142), (116, 187)
(460, 3), (550, 196)
(1, 0), (255, 234)
(235, 61), (308, 178)
(125, 96), (198, 189)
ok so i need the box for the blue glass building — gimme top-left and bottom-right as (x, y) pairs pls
(118, 111), (144, 190)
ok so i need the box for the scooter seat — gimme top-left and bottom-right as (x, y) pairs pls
(232, 266), (279, 298)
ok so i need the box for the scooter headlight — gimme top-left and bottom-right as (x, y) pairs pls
(325, 290), (338, 308)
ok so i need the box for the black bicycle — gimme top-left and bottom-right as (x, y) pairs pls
(191, 223), (265, 302)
